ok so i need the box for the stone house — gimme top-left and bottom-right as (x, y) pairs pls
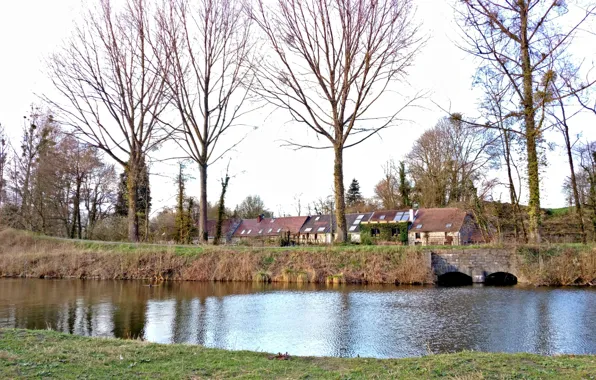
(408, 208), (478, 246)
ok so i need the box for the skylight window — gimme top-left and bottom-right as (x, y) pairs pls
(247, 229), (252, 234)
(416, 224), (422, 229)
(379, 215), (386, 220)
(277, 228), (281, 233)
(315, 216), (320, 221)
(305, 228), (312, 232)
(268, 228), (273, 233)
(259, 229), (263, 234)
(353, 219), (360, 225)
(241, 230), (246, 235)
(317, 227), (326, 232)
(445, 223), (452, 228)
(270, 219), (275, 223)
(356, 214), (364, 220)
(349, 226), (357, 232)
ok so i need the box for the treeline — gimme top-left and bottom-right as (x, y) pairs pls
(1, 0), (596, 245)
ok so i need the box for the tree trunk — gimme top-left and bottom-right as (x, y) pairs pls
(333, 146), (347, 243)
(70, 179), (82, 239)
(127, 161), (139, 242)
(563, 125), (586, 244)
(199, 162), (208, 243)
(214, 174), (230, 246)
(520, 5), (541, 244)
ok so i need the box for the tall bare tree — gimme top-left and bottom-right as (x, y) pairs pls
(476, 67), (527, 242)
(457, 0), (595, 243)
(46, 0), (168, 242)
(0, 124), (8, 207)
(251, 0), (422, 242)
(156, 0), (255, 243)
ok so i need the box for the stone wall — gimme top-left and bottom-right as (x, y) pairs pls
(430, 248), (519, 283)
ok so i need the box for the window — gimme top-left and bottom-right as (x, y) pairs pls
(349, 226), (357, 232)
(416, 224), (422, 229)
(356, 214), (364, 220)
(371, 228), (380, 237)
(379, 215), (386, 220)
(241, 230), (246, 235)
(317, 227), (326, 232)
(315, 216), (320, 221)
(391, 228), (399, 237)
(277, 228), (282, 233)
(415, 232), (421, 239)
(258, 229), (263, 234)
(247, 229), (252, 234)
(270, 219), (275, 223)
(353, 220), (360, 225)
(305, 228), (312, 232)
(268, 228), (273, 233)
(445, 223), (452, 228)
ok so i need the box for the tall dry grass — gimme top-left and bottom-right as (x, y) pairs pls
(516, 247), (596, 286)
(0, 229), (432, 284)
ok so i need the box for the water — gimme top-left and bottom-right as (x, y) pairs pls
(1, 279), (595, 358)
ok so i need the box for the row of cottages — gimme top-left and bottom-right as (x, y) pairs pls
(202, 208), (484, 246)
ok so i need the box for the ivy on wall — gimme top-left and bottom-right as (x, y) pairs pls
(360, 222), (410, 245)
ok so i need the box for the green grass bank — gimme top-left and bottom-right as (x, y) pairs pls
(0, 228), (595, 285)
(1, 329), (595, 379)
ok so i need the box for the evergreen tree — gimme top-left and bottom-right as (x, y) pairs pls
(346, 179), (363, 207)
(114, 163), (151, 223)
(398, 161), (412, 207)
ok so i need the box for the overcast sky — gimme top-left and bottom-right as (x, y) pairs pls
(1, 0), (596, 217)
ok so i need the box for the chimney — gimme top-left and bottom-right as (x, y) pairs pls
(257, 214), (264, 223)
(409, 209), (415, 223)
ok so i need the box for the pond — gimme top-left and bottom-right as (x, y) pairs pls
(1, 279), (595, 358)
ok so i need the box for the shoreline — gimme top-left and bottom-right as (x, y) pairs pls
(0, 329), (595, 379)
(1, 228), (595, 286)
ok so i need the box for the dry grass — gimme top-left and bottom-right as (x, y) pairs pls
(517, 246), (596, 286)
(0, 228), (432, 284)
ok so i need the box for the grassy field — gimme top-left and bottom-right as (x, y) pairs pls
(0, 329), (595, 379)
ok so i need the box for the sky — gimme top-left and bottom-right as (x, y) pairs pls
(1, 0), (596, 217)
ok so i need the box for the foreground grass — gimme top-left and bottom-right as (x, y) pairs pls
(0, 329), (595, 379)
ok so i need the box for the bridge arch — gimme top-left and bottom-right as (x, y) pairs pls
(484, 272), (518, 286)
(437, 272), (473, 286)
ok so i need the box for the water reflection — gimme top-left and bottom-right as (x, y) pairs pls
(0, 279), (595, 358)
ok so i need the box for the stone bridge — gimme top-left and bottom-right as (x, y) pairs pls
(430, 249), (519, 284)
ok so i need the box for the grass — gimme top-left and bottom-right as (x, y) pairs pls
(0, 228), (432, 284)
(1, 227), (595, 285)
(0, 329), (595, 379)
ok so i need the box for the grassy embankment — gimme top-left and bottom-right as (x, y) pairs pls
(1, 329), (595, 379)
(0, 228), (595, 285)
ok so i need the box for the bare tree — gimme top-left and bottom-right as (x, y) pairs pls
(156, 0), (255, 243)
(0, 124), (8, 207)
(407, 117), (500, 207)
(46, 0), (168, 242)
(250, 0), (422, 242)
(476, 67), (527, 242)
(456, 0), (596, 243)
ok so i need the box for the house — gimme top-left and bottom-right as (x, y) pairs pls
(298, 212), (373, 243)
(205, 219), (241, 244)
(408, 208), (477, 246)
(360, 209), (413, 243)
(232, 215), (309, 244)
